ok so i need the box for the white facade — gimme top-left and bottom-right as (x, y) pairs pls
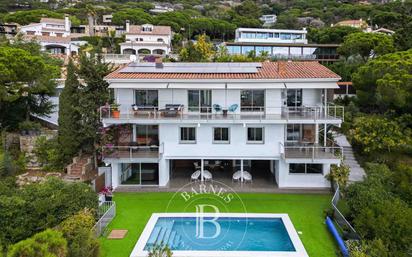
(235, 28), (308, 44)
(102, 62), (343, 190)
(20, 16), (83, 55)
(120, 23), (172, 56)
(260, 15), (277, 27)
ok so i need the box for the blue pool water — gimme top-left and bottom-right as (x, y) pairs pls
(144, 217), (296, 251)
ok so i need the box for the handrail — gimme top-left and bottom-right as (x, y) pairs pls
(102, 145), (160, 159)
(100, 104), (345, 122)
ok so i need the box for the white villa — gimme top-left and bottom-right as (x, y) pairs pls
(101, 60), (344, 190)
(120, 22), (172, 56)
(20, 16), (85, 55)
(234, 28), (308, 44)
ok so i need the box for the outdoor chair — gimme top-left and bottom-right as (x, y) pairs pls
(159, 104), (184, 117)
(191, 170), (201, 181)
(228, 104), (238, 113)
(213, 104), (222, 113)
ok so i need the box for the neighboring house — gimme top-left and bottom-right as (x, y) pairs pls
(370, 27), (395, 35)
(102, 14), (113, 24)
(120, 22), (172, 56)
(333, 19), (368, 30)
(149, 5), (174, 14)
(260, 14), (277, 27)
(0, 23), (19, 37)
(100, 60), (344, 190)
(19, 16), (86, 55)
(224, 27), (339, 63)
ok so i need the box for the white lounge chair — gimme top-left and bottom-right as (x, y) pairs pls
(191, 170), (201, 181)
(232, 171), (241, 181)
(202, 170), (213, 181)
(243, 171), (253, 183)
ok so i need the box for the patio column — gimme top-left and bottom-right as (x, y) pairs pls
(132, 125), (136, 142)
(324, 123), (327, 147)
(315, 124), (319, 144)
(240, 160), (244, 183)
(324, 89), (327, 117)
(200, 159), (204, 182)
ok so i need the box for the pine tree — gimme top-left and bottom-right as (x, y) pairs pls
(58, 59), (82, 164)
(78, 52), (112, 155)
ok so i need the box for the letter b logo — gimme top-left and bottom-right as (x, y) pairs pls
(195, 204), (221, 239)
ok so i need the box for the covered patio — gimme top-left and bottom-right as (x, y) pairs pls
(169, 159), (278, 191)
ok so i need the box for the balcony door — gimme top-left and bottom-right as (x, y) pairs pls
(286, 124), (315, 144)
(136, 125), (159, 146)
(188, 90), (212, 113)
(120, 163), (159, 185)
(286, 89), (302, 110)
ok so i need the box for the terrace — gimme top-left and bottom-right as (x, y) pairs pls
(100, 104), (344, 125)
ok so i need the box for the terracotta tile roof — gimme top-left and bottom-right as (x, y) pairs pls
(106, 61), (341, 80)
(40, 18), (65, 24)
(127, 25), (171, 36)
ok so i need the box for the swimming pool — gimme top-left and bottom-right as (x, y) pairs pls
(130, 213), (308, 257)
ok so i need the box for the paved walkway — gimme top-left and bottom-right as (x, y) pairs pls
(334, 132), (366, 182)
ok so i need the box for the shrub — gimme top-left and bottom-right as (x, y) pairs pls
(59, 210), (100, 257)
(326, 163), (350, 189)
(7, 229), (67, 257)
(148, 244), (173, 257)
(34, 136), (63, 172)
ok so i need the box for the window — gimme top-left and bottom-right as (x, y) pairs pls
(213, 127), (230, 143)
(286, 89), (302, 108)
(247, 127), (264, 143)
(188, 90), (211, 112)
(135, 90), (158, 107)
(289, 163), (323, 174)
(180, 127), (196, 143)
(286, 124), (301, 141)
(241, 90), (265, 111)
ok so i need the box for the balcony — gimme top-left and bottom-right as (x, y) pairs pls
(102, 145), (161, 160)
(100, 104), (343, 124)
(279, 141), (342, 161)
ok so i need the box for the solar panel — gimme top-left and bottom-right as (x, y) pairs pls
(120, 62), (262, 74)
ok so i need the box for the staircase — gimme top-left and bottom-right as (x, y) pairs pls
(333, 132), (366, 182)
(146, 223), (182, 249)
(65, 155), (96, 182)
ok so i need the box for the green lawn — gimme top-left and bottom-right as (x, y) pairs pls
(100, 192), (337, 257)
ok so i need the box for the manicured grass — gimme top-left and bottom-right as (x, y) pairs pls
(100, 192), (337, 257)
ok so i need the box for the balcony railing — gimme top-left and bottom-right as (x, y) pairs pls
(280, 141), (342, 160)
(102, 145), (161, 159)
(100, 104), (344, 123)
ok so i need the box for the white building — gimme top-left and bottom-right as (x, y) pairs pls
(19, 16), (84, 55)
(101, 61), (344, 190)
(260, 14), (277, 27)
(235, 28), (308, 44)
(120, 22), (172, 56)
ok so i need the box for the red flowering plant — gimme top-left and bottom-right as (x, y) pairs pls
(100, 186), (113, 196)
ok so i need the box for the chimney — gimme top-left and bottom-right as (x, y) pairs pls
(277, 61), (287, 76)
(155, 57), (163, 69)
(125, 20), (130, 33)
(64, 15), (70, 33)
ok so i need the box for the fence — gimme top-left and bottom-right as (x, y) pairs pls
(93, 201), (116, 237)
(331, 184), (360, 240)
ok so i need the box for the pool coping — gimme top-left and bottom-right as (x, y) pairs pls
(130, 213), (309, 257)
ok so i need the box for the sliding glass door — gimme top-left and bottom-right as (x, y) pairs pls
(136, 125), (159, 146)
(286, 89), (302, 111)
(188, 90), (212, 112)
(120, 163), (159, 185)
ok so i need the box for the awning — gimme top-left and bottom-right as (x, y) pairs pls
(168, 83), (226, 89)
(227, 83), (285, 89)
(285, 82), (339, 89)
(109, 83), (168, 89)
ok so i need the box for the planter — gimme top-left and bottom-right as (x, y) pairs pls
(105, 195), (113, 201)
(112, 110), (120, 118)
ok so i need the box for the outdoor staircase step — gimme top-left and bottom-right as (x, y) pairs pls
(147, 227), (161, 246)
(167, 231), (177, 246)
(162, 229), (172, 245)
(155, 228), (166, 245)
(172, 235), (181, 248)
